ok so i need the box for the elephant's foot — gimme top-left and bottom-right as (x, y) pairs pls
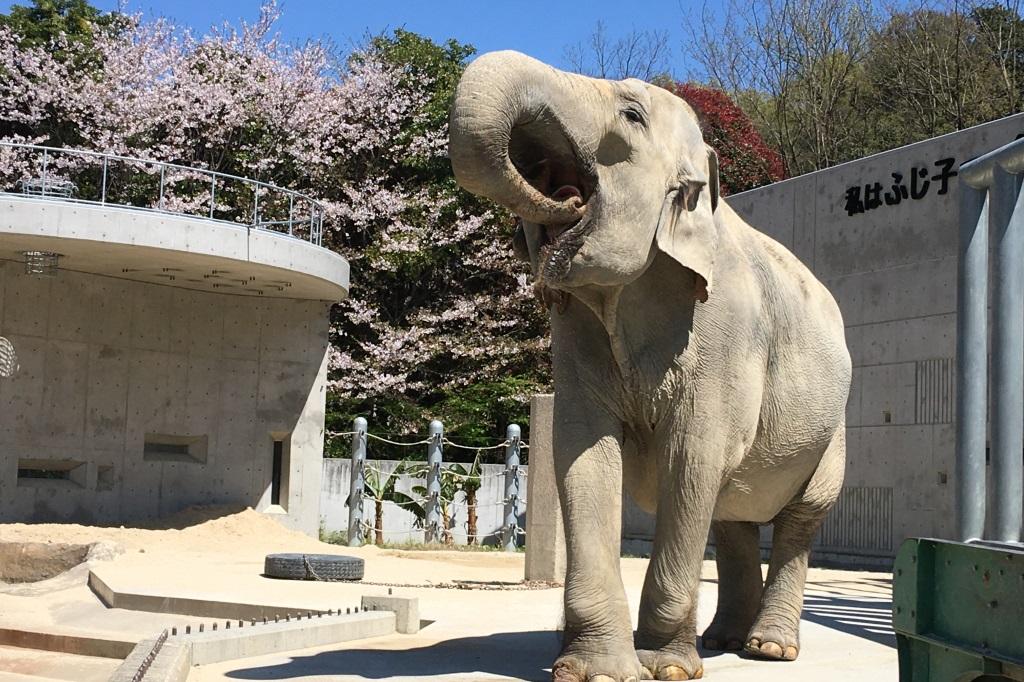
(744, 622), (799, 661)
(552, 649), (651, 682)
(635, 645), (703, 680)
(701, 617), (755, 651)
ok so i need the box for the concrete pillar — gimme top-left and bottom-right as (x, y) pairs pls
(524, 394), (566, 582)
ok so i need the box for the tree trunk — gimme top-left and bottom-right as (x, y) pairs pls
(375, 501), (384, 546)
(466, 489), (478, 545)
(442, 509), (454, 546)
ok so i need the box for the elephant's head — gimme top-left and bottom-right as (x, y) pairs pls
(449, 51), (719, 297)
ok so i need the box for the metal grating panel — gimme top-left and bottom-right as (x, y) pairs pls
(816, 486), (893, 553)
(916, 357), (955, 424)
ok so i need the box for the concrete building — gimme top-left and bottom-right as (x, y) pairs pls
(0, 146), (348, 535)
(619, 113), (1024, 566)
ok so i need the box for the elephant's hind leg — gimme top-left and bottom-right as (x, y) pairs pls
(745, 426), (845, 661)
(701, 521), (763, 651)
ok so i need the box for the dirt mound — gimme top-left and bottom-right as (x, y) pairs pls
(139, 504), (249, 530)
(0, 542), (91, 583)
(0, 507), (322, 558)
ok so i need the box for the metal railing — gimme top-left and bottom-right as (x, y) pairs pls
(956, 136), (1024, 544)
(0, 142), (325, 245)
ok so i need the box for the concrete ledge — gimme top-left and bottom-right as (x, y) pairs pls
(0, 627), (134, 659)
(88, 570), (327, 621)
(106, 611), (394, 681)
(0, 196), (349, 301)
(361, 595), (419, 634)
(108, 636), (190, 682)
(187, 611), (394, 665)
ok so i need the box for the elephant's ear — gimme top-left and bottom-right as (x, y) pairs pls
(707, 146), (720, 212)
(655, 146), (720, 302)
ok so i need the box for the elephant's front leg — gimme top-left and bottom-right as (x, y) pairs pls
(553, 410), (645, 682)
(635, 444), (721, 680)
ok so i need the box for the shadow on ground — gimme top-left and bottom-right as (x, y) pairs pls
(802, 592), (896, 648)
(224, 630), (560, 681)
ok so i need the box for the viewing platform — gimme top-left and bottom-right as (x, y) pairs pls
(0, 143), (348, 301)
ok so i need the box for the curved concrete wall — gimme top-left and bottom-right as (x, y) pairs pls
(0, 197), (349, 301)
(0, 260), (329, 535)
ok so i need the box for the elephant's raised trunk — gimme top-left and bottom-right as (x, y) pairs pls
(448, 51), (592, 226)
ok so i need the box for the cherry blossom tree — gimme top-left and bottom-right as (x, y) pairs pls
(0, 2), (548, 456)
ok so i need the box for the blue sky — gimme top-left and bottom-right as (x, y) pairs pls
(7, 0), (707, 73)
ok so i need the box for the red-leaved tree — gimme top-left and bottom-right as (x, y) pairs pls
(661, 81), (785, 195)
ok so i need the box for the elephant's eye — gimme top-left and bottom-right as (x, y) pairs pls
(622, 108), (645, 126)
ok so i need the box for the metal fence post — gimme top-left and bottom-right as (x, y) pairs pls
(158, 164), (165, 210)
(288, 194), (295, 236)
(956, 183), (989, 542)
(426, 420), (443, 544)
(347, 417), (367, 547)
(41, 148), (48, 195)
(989, 166), (1024, 543)
(209, 175), (216, 219)
(503, 424), (521, 551)
(101, 157), (108, 204)
(253, 185), (260, 227)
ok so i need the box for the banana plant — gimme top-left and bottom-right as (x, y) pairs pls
(410, 454), (483, 545)
(362, 461), (423, 545)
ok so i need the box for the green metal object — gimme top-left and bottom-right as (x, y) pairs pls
(894, 538), (1024, 681)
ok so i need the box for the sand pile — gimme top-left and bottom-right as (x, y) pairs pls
(0, 506), (327, 558)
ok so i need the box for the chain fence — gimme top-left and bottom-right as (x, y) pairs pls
(327, 419), (529, 551)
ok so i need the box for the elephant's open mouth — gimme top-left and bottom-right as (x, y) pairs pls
(509, 115), (598, 282)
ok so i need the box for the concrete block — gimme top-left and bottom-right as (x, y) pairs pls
(188, 611), (394, 665)
(524, 394), (566, 583)
(361, 594), (419, 634)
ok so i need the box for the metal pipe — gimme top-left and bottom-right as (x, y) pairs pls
(209, 175), (216, 219)
(347, 417), (367, 547)
(425, 421), (443, 544)
(960, 138), (1024, 189)
(253, 185), (260, 227)
(503, 424), (521, 551)
(989, 165), (1024, 543)
(101, 157), (108, 204)
(158, 165), (165, 209)
(956, 183), (989, 542)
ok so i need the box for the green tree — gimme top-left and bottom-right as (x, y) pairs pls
(0, 0), (125, 57)
(863, 7), (1005, 152)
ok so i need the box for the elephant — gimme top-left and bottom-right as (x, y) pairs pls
(448, 51), (851, 681)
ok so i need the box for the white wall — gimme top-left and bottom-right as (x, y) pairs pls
(320, 458), (527, 546)
(0, 260), (330, 535)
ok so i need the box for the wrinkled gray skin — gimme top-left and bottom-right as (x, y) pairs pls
(449, 51), (851, 682)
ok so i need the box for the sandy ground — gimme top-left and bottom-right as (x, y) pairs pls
(0, 507), (898, 682)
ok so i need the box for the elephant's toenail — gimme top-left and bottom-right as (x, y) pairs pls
(784, 646), (799, 660)
(589, 676), (616, 682)
(657, 665), (690, 680)
(694, 669), (704, 679)
(760, 641), (784, 658)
